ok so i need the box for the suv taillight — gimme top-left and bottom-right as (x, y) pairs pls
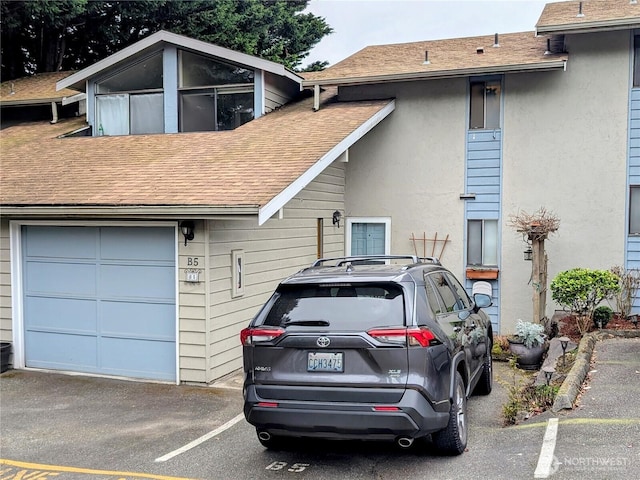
(240, 327), (285, 345)
(367, 326), (437, 347)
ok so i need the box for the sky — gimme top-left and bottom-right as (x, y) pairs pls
(303, 0), (556, 67)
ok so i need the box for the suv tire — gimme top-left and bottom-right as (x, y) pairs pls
(474, 350), (493, 395)
(432, 372), (467, 455)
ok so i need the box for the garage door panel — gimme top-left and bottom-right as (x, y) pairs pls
(25, 226), (97, 259)
(100, 265), (175, 300)
(25, 331), (98, 370)
(101, 301), (175, 340)
(23, 225), (176, 381)
(100, 337), (175, 381)
(26, 261), (97, 296)
(25, 297), (97, 333)
(101, 227), (175, 262)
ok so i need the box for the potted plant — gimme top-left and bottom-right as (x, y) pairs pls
(508, 320), (546, 370)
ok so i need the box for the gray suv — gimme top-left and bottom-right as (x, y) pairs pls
(241, 255), (493, 455)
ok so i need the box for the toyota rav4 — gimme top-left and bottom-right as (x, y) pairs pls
(240, 255), (493, 455)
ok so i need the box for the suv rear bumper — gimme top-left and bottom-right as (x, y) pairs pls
(244, 385), (449, 440)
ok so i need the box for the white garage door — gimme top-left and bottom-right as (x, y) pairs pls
(22, 225), (176, 381)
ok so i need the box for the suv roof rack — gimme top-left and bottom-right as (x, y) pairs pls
(311, 255), (441, 268)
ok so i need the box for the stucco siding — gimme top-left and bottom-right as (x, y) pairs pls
(0, 218), (11, 344)
(340, 79), (468, 278)
(501, 31), (630, 330)
(207, 164), (345, 381)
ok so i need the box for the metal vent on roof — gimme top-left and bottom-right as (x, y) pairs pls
(493, 33), (500, 48)
(577, 1), (585, 17)
(423, 50), (430, 65)
(476, 47), (484, 54)
(544, 38), (552, 55)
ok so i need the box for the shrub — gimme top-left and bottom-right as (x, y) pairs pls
(610, 266), (640, 319)
(550, 268), (621, 321)
(592, 305), (613, 328)
(513, 320), (545, 348)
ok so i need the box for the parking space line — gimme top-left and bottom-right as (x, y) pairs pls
(0, 459), (196, 479)
(155, 413), (245, 463)
(534, 418), (559, 479)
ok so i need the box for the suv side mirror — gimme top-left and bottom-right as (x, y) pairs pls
(471, 281), (492, 311)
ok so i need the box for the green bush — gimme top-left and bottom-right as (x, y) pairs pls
(550, 268), (621, 319)
(593, 305), (613, 328)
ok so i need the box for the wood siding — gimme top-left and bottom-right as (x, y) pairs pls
(0, 218), (11, 344)
(466, 130), (502, 331)
(628, 89), (640, 310)
(206, 164), (345, 381)
(264, 71), (301, 113)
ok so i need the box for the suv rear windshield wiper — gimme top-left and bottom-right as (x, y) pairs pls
(283, 320), (330, 327)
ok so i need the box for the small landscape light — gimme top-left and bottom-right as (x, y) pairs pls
(558, 336), (570, 367)
(630, 315), (639, 329)
(542, 366), (555, 386)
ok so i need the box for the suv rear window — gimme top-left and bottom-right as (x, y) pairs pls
(258, 283), (405, 330)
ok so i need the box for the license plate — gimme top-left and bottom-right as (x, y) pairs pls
(307, 352), (343, 372)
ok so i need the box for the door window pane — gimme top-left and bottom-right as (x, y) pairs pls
(131, 93), (164, 134)
(351, 223), (385, 255)
(634, 36), (640, 87)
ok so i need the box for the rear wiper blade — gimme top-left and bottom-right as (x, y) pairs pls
(284, 320), (330, 327)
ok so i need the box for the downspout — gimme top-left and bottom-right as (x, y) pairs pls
(313, 84), (320, 111)
(50, 101), (58, 124)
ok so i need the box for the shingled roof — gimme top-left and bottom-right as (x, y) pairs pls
(0, 72), (79, 106)
(536, 0), (640, 33)
(302, 31), (567, 87)
(1, 90), (394, 224)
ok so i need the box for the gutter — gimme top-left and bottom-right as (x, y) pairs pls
(0, 205), (260, 219)
(536, 18), (640, 35)
(302, 60), (567, 88)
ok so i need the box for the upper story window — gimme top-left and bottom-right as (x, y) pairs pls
(95, 52), (164, 136)
(469, 80), (501, 130)
(178, 50), (254, 132)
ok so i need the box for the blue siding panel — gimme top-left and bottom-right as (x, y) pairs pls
(23, 226), (176, 381)
(627, 90), (640, 311)
(466, 129), (502, 331)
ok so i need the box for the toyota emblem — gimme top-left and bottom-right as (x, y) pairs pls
(316, 336), (331, 348)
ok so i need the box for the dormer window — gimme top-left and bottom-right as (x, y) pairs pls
(178, 50), (254, 132)
(95, 52), (164, 135)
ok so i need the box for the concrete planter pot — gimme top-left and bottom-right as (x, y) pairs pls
(0, 342), (11, 373)
(508, 339), (545, 370)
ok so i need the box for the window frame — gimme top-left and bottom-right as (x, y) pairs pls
(345, 217), (391, 256)
(467, 219), (499, 267)
(629, 186), (640, 235)
(469, 78), (502, 130)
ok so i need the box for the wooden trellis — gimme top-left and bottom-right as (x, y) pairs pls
(410, 232), (450, 260)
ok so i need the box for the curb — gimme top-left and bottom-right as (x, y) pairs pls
(551, 329), (640, 412)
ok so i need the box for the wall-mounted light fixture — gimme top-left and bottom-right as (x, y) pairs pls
(332, 210), (342, 228)
(180, 221), (195, 246)
(523, 247), (533, 261)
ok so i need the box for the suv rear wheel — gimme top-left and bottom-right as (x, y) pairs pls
(474, 350), (493, 395)
(432, 372), (467, 455)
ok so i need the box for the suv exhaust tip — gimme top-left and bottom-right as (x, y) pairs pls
(258, 430), (272, 442)
(397, 437), (414, 448)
